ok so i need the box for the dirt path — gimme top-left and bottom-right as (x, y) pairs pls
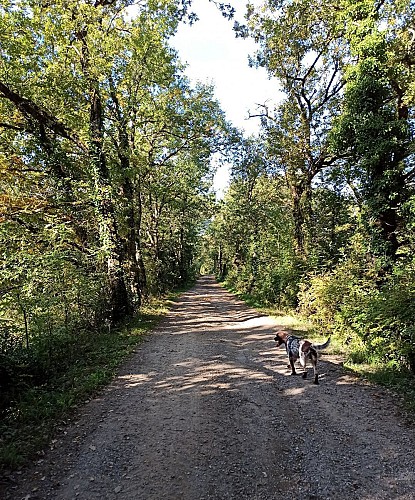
(3, 276), (415, 499)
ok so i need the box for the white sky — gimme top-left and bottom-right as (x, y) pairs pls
(170, 0), (282, 197)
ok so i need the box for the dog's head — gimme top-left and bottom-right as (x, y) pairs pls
(274, 330), (288, 347)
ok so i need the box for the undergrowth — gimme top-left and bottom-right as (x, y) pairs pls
(0, 290), (184, 471)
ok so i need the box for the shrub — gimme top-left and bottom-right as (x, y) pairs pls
(299, 255), (415, 372)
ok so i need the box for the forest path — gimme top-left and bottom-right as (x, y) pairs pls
(4, 275), (415, 500)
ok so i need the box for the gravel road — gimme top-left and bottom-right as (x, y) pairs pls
(3, 276), (415, 499)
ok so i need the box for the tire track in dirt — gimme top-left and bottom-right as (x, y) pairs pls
(3, 276), (415, 499)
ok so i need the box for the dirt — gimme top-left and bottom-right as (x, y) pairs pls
(2, 275), (415, 500)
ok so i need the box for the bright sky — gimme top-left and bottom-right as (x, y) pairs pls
(170, 0), (282, 197)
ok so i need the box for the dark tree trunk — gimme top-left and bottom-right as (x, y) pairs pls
(90, 86), (130, 324)
(365, 147), (407, 263)
(288, 173), (313, 260)
(110, 81), (147, 307)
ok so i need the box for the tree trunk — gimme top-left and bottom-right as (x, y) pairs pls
(134, 182), (148, 301)
(366, 149), (407, 262)
(288, 172), (312, 260)
(110, 80), (147, 307)
(90, 86), (130, 324)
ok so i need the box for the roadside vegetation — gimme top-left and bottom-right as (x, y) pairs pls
(0, 292), (186, 470)
(0, 0), (231, 471)
(224, 281), (415, 415)
(203, 0), (415, 411)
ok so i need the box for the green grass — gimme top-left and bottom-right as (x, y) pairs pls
(0, 291), (183, 471)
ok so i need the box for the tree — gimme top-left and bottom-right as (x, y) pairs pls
(204, 137), (299, 305)
(242, 0), (347, 259)
(330, 0), (415, 263)
(0, 0), (229, 345)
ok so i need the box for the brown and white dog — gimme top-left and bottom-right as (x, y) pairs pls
(274, 330), (331, 384)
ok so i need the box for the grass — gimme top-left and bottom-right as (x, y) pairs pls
(0, 290), (184, 472)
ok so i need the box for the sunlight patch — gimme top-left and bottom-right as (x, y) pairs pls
(283, 387), (306, 396)
(336, 375), (358, 385)
(225, 316), (280, 330)
(118, 373), (155, 387)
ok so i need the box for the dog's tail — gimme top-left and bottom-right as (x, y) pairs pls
(313, 337), (331, 351)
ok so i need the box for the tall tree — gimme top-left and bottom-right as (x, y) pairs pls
(138, 81), (229, 291)
(242, 0), (347, 258)
(0, 0), (229, 339)
(330, 0), (415, 263)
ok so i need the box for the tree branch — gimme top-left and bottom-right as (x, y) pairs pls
(0, 81), (87, 152)
(0, 122), (28, 132)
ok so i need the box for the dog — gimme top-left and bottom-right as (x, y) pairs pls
(274, 330), (331, 384)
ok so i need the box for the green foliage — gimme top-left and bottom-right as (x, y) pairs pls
(211, 0), (415, 386)
(244, 0), (347, 259)
(329, 0), (413, 261)
(298, 234), (375, 333)
(0, 296), (171, 470)
(2, 0), (415, 470)
(299, 241), (415, 372)
(343, 267), (415, 370)
(204, 152), (304, 307)
(0, 0), (234, 469)
(0, 0), (228, 318)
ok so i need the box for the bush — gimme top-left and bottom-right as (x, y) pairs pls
(298, 255), (415, 372)
(298, 256), (369, 332)
(338, 269), (415, 372)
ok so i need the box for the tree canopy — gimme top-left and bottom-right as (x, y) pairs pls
(0, 0), (233, 394)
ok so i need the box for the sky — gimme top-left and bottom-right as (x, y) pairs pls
(170, 0), (282, 197)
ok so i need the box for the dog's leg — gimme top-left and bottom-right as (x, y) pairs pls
(289, 356), (296, 375)
(311, 351), (319, 384)
(300, 352), (308, 379)
(299, 341), (312, 380)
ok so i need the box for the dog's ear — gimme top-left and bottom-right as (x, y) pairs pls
(274, 333), (283, 345)
(274, 330), (289, 345)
